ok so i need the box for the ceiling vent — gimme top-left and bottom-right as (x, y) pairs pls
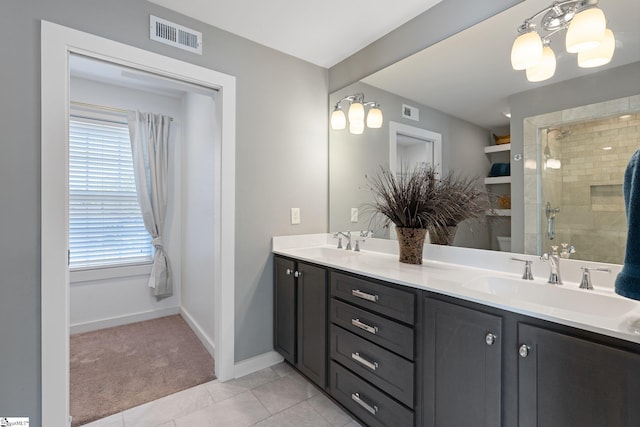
(150, 15), (202, 55)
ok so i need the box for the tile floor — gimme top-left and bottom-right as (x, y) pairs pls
(83, 362), (362, 427)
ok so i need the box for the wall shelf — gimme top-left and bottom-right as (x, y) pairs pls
(484, 143), (511, 154)
(484, 176), (511, 185)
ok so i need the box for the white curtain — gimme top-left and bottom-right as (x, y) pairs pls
(128, 111), (173, 298)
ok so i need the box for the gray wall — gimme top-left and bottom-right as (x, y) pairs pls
(329, 81), (492, 249)
(0, 0), (327, 423)
(508, 61), (640, 253)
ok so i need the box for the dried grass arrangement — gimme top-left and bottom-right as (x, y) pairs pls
(366, 164), (491, 262)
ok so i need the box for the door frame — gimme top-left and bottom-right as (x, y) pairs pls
(41, 21), (236, 426)
(389, 121), (442, 176)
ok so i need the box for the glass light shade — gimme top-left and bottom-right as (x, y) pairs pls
(511, 30), (543, 70)
(578, 29), (615, 68)
(566, 7), (606, 53)
(349, 119), (364, 135)
(526, 45), (556, 82)
(348, 102), (365, 122)
(330, 109), (346, 130)
(366, 107), (383, 128)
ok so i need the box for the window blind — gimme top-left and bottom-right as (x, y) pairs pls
(69, 117), (152, 268)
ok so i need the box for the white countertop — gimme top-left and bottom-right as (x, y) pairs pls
(273, 234), (640, 345)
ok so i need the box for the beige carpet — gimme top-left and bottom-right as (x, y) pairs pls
(70, 314), (215, 426)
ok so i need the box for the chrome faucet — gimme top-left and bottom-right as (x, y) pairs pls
(541, 245), (563, 285)
(560, 243), (576, 259)
(511, 258), (534, 280)
(333, 231), (352, 250)
(354, 230), (374, 252)
(579, 266), (611, 290)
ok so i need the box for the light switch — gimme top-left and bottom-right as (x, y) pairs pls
(351, 208), (358, 223)
(291, 208), (301, 225)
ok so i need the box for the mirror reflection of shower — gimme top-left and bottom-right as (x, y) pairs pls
(537, 112), (637, 263)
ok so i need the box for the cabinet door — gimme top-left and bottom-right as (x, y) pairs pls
(423, 297), (502, 427)
(297, 262), (327, 388)
(274, 256), (296, 364)
(518, 323), (640, 427)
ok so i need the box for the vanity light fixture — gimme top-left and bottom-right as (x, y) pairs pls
(331, 93), (383, 134)
(510, 0), (615, 82)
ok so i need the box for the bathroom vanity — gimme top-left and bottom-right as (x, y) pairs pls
(273, 234), (640, 427)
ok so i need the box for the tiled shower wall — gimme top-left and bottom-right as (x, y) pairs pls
(543, 112), (639, 263)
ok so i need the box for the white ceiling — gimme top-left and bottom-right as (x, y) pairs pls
(147, 0), (442, 68)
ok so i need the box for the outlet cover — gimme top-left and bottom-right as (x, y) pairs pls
(350, 208), (358, 223)
(291, 208), (301, 225)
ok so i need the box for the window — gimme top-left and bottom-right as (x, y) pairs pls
(69, 116), (152, 269)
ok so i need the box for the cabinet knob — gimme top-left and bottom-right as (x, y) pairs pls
(285, 268), (292, 275)
(485, 333), (497, 346)
(294, 271), (301, 278)
(519, 344), (530, 358)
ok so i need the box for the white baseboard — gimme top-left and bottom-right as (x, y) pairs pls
(69, 306), (180, 335)
(233, 351), (284, 379)
(180, 306), (216, 359)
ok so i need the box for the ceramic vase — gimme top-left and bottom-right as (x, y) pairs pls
(429, 226), (458, 246)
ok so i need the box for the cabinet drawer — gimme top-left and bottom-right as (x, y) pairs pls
(331, 272), (415, 324)
(330, 298), (414, 360)
(330, 324), (414, 407)
(330, 361), (414, 427)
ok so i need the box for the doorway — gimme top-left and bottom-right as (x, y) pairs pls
(387, 122), (442, 240)
(41, 21), (236, 426)
(389, 121), (442, 176)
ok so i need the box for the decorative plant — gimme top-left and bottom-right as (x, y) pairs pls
(366, 164), (491, 245)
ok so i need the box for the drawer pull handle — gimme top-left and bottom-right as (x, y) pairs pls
(351, 318), (378, 335)
(352, 289), (379, 302)
(351, 352), (378, 371)
(352, 392), (378, 415)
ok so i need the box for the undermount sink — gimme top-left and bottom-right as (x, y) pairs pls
(462, 276), (638, 318)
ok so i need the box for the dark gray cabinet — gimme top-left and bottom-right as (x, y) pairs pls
(330, 361), (414, 427)
(423, 297), (502, 427)
(518, 323), (640, 427)
(274, 256), (296, 364)
(329, 271), (419, 426)
(296, 261), (327, 387)
(273, 255), (327, 388)
(275, 253), (640, 427)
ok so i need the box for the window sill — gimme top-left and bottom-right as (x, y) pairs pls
(70, 262), (153, 284)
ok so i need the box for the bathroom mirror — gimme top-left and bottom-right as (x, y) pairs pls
(329, 0), (640, 263)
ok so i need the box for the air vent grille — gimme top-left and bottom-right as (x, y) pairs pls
(150, 15), (202, 55)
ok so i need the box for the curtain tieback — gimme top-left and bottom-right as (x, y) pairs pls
(152, 237), (164, 248)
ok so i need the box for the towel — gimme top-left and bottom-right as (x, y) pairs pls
(615, 148), (640, 300)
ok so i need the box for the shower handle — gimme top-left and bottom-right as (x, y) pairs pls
(545, 202), (560, 240)
(547, 216), (555, 240)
